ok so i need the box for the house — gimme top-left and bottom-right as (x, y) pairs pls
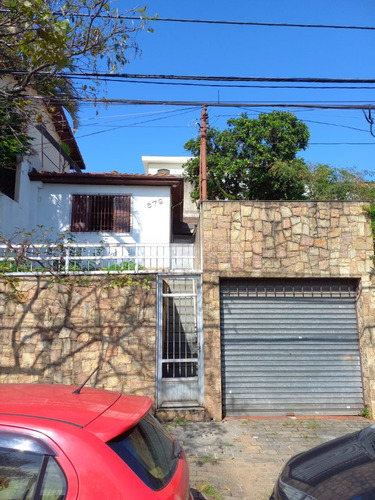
(3, 195), (375, 421)
(142, 155), (198, 221)
(27, 170), (184, 246)
(142, 156), (199, 243)
(0, 103), (85, 238)
(0, 103), (202, 413)
(2, 109), (375, 421)
(0, 114), (188, 248)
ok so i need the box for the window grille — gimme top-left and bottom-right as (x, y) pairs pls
(71, 194), (131, 232)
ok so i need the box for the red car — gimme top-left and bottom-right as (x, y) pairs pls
(0, 384), (193, 500)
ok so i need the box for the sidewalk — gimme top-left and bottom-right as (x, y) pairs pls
(170, 416), (373, 500)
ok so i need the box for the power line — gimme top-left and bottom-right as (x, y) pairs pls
(3, 8), (374, 31)
(66, 76), (375, 91)
(40, 11), (375, 32)
(78, 107), (195, 126)
(24, 95), (375, 109)
(4, 69), (375, 85)
(106, 17), (375, 31)
(76, 107), (198, 138)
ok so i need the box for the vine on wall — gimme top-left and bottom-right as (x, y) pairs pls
(0, 228), (151, 302)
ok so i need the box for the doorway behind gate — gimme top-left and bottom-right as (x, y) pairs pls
(156, 276), (204, 408)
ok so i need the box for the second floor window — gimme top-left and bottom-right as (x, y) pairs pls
(71, 194), (131, 232)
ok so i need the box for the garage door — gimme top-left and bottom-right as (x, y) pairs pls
(220, 279), (363, 416)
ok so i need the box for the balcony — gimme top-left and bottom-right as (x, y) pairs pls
(0, 242), (199, 275)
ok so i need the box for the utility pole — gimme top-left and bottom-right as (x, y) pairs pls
(199, 105), (208, 202)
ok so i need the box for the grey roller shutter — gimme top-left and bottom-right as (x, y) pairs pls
(220, 279), (363, 416)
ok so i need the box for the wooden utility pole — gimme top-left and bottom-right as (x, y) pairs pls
(199, 105), (208, 202)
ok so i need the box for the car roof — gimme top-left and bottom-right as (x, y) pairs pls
(0, 384), (152, 441)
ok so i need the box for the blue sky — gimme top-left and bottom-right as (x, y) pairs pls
(73, 1), (375, 176)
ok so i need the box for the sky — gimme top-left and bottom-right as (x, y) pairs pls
(72, 0), (375, 177)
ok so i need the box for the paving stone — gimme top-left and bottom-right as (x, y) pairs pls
(173, 417), (373, 500)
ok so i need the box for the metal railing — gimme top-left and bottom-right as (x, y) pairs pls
(0, 242), (197, 274)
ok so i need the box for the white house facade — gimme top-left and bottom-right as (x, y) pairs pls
(142, 155), (198, 222)
(27, 171), (184, 245)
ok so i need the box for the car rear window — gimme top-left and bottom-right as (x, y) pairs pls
(107, 413), (179, 491)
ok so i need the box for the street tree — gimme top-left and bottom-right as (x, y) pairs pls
(305, 163), (375, 201)
(0, 0), (154, 167)
(0, 0), (152, 100)
(183, 111), (310, 202)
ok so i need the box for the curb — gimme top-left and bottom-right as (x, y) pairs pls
(191, 488), (208, 499)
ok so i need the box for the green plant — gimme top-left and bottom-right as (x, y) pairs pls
(307, 420), (320, 431)
(363, 204), (375, 241)
(0, 97), (32, 171)
(359, 406), (371, 418)
(283, 419), (298, 427)
(196, 456), (215, 465)
(0, 260), (32, 273)
(101, 261), (138, 272)
(174, 417), (187, 427)
(0, 228), (152, 301)
(199, 483), (223, 500)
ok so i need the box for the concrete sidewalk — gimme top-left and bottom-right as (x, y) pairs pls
(170, 416), (373, 500)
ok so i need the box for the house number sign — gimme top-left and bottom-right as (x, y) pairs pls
(147, 199), (164, 208)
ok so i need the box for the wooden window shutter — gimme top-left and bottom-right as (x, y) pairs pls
(113, 195), (131, 232)
(71, 194), (90, 232)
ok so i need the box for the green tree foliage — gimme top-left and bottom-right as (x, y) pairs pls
(0, 0), (152, 100)
(0, 0), (153, 170)
(0, 97), (31, 168)
(183, 111), (310, 202)
(305, 163), (375, 201)
(306, 163), (375, 238)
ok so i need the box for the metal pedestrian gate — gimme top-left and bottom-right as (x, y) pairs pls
(220, 278), (363, 416)
(157, 276), (204, 408)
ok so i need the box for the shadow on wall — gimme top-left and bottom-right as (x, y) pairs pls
(0, 275), (157, 400)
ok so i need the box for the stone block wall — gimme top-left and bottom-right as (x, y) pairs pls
(0, 276), (157, 402)
(200, 201), (375, 420)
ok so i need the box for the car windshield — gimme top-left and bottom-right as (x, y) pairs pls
(107, 413), (179, 491)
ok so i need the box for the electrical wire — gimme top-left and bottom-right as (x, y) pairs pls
(2, 8), (375, 31)
(75, 106), (198, 138)
(22, 95), (375, 109)
(78, 106), (196, 127)
(25, 11), (375, 32)
(4, 69), (375, 85)
(63, 76), (375, 91)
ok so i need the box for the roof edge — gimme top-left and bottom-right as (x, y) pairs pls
(28, 171), (184, 187)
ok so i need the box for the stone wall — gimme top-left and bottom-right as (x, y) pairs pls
(200, 201), (375, 420)
(0, 276), (157, 401)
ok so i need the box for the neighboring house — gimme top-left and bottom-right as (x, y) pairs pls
(142, 155), (197, 220)
(0, 103), (85, 238)
(142, 156), (198, 242)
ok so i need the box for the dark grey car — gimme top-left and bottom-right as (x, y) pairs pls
(270, 424), (375, 500)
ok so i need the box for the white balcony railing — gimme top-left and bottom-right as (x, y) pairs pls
(0, 243), (198, 274)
